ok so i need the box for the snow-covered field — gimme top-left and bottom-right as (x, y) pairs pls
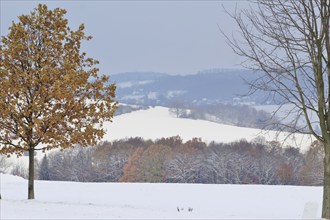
(0, 174), (323, 219)
(104, 106), (314, 151)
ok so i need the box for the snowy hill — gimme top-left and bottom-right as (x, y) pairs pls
(7, 105), (314, 170)
(104, 106), (314, 152)
(0, 174), (322, 219)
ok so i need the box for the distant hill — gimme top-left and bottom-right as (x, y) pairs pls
(110, 69), (271, 106)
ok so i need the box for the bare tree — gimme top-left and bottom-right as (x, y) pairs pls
(0, 155), (12, 199)
(225, 0), (330, 217)
(168, 99), (187, 118)
(167, 145), (202, 183)
(0, 155), (11, 174)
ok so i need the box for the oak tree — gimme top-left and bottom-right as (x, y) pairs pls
(0, 4), (117, 199)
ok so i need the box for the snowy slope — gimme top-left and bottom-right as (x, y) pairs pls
(7, 106), (314, 170)
(0, 174), (322, 219)
(104, 106), (314, 152)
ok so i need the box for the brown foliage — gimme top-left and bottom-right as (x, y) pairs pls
(138, 144), (173, 182)
(299, 141), (324, 185)
(121, 144), (173, 183)
(155, 136), (183, 149)
(183, 137), (206, 151)
(0, 4), (117, 154)
(277, 163), (294, 184)
(0, 4), (117, 199)
(120, 147), (144, 182)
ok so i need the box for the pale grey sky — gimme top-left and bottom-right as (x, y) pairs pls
(1, 1), (250, 75)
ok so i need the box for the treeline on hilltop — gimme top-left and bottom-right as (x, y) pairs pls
(168, 103), (279, 129)
(32, 136), (323, 186)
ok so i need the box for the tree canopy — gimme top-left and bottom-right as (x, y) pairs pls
(0, 4), (117, 199)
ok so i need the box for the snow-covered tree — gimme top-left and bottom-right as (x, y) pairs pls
(167, 145), (203, 183)
(39, 155), (50, 180)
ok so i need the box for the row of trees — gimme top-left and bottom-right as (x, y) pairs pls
(35, 136), (323, 186)
(169, 102), (279, 129)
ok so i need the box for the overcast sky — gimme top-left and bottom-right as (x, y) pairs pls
(1, 1), (251, 75)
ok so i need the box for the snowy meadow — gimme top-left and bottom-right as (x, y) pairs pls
(1, 174), (323, 219)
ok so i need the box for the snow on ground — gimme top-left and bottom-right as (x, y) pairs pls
(0, 174), (323, 219)
(104, 106), (314, 152)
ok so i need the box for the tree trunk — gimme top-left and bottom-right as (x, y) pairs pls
(322, 142), (330, 219)
(28, 147), (35, 199)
